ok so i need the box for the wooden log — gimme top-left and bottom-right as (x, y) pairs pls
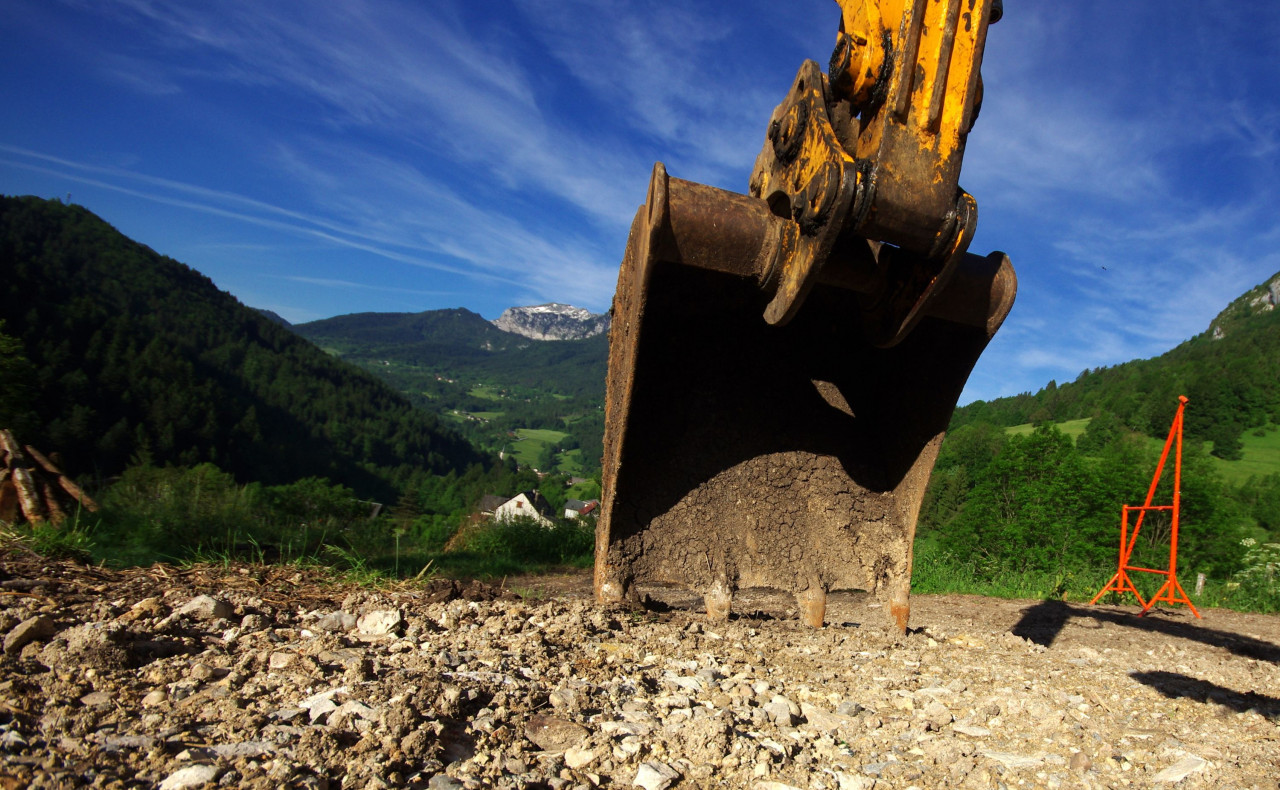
(36, 476), (66, 526)
(0, 430), (47, 524)
(0, 475), (18, 525)
(0, 429), (19, 459)
(23, 444), (63, 475)
(9, 465), (46, 525)
(24, 444), (99, 512)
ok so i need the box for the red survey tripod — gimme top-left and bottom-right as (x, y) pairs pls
(1089, 396), (1201, 617)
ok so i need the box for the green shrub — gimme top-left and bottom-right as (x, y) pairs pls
(93, 463), (374, 566)
(1, 516), (97, 563)
(413, 515), (459, 552)
(1204, 538), (1280, 612)
(458, 515), (592, 565)
(95, 463), (259, 564)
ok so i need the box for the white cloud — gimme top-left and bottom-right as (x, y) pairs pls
(1, 143), (620, 309)
(72, 0), (646, 230)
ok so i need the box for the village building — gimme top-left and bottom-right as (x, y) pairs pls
(563, 498), (599, 519)
(484, 490), (556, 527)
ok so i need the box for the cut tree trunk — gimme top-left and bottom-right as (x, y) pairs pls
(0, 429), (98, 526)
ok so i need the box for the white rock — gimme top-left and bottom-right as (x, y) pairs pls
(158, 764), (221, 790)
(333, 700), (379, 723)
(299, 686), (348, 710)
(565, 747), (597, 769)
(211, 741), (274, 758)
(664, 673), (705, 693)
(982, 751), (1044, 769)
(633, 761), (681, 790)
(268, 652), (297, 670)
(1152, 756), (1208, 783)
(836, 774), (876, 790)
(357, 609), (404, 636)
(952, 724), (991, 737)
(763, 699), (794, 726)
(309, 698), (339, 723)
(176, 595), (234, 621)
(921, 699), (953, 728)
(549, 687), (578, 711)
(316, 611), (357, 632)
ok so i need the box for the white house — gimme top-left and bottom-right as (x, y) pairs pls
(491, 490), (555, 527)
(564, 499), (599, 519)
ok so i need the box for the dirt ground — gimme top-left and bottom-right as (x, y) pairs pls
(2, 549), (1277, 789)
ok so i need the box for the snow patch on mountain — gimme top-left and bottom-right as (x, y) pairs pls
(491, 303), (610, 341)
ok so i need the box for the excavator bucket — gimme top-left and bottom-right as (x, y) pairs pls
(596, 0), (1013, 632)
(594, 166), (1015, 632)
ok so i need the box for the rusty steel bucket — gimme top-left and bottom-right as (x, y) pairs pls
(594, 164), (1015, 632)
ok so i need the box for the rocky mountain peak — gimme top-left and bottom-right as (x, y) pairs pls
(491, 303), (610, 341)
(1208, 270), (1279, 340)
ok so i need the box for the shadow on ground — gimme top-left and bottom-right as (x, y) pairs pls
(1131, 670), (1280, 719)
(1010, 598), (1280, 664)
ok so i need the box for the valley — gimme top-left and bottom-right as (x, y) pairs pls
(290, 305), (607, 478)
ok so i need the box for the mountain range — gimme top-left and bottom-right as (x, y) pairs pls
(491, 303), (609, 341)
(0, 195), (485, 499)
(290, 305), (607, 474)
(3, 193), (1276, 500)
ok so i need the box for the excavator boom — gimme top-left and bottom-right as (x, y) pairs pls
(595, 0), (1015, 633)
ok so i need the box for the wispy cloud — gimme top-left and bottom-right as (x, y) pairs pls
(274, 275), (458, 299)
(75, 0), (646, 230)
(8, 0), (1279, 404)
(0, 143), (619, 308)
(954, 3), (1280, 402)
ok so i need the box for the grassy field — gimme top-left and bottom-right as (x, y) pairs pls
(508, 428), (571, 470)
(1005, 417), (1092, 440)
(555, 448), (589, 478)
(1004, 418), (1280, 484)
(468, 385), (505, 401)
(1210, 424), (1280, 484)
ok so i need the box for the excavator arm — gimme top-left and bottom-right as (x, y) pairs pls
(595, 0), (1015, 633)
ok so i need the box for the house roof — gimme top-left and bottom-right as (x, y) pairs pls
(565, 498), (599, 515)
(515, 490), (555, 518)
(478, 494), (509, 513)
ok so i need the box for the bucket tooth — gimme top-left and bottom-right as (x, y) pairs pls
(595, 164), (1015, 634)
(798, 586), (828, 628)
(704, 578), (734, 623)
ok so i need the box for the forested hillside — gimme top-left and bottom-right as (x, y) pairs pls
(0, 196), (486, 500)
(296, 309), (607, 398)
(953, 273), (1280, 458)
(919, 273), (1280, 603)
(294, 309), (606, 475)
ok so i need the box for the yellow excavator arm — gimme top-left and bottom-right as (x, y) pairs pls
(595, 0), (1014, 633)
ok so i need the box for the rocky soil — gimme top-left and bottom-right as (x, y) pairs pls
(1, 548), (1277, 790)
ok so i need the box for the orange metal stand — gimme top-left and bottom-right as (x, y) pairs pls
(1089, 396), (1201, 617)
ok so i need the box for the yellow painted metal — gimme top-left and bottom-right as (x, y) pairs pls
(832, 0), (994, 253)
(832, 0), (899, 107)
(594, 0), (1011, 634)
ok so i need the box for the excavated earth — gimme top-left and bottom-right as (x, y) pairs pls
(1, 548), (1277, 790)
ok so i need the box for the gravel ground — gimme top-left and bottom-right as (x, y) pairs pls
(1, 548), (1277, 789)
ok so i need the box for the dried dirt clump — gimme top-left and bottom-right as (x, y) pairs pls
(1, 549), (1277, 789)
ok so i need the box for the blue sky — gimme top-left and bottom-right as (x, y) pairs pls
(2, 1), (1278, 404)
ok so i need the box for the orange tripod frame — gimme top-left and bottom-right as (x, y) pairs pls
(1090, 396), (1200, 617)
